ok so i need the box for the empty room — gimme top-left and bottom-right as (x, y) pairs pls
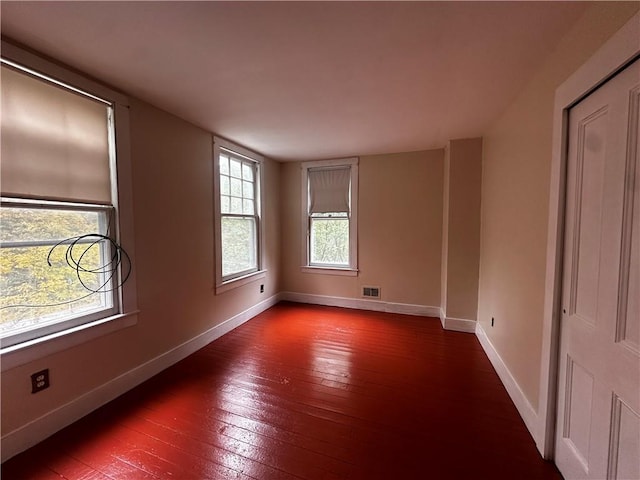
(1, 2), (638, 479)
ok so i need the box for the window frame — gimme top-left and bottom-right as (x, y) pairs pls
(0, 41), (138, 367)
(213, 136), (265, 293)
(301, 158), (359, 275)
(0, 198), (120, 349)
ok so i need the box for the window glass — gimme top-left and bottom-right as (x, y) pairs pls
(310, 213), (349, 266)
(243, 199), (254, 215)
(221, 216), (256, 277)
(220, 176), (230, 196)
(242, 163), (253, 181)
(0, 204), (115, 341)
(230, 178), (242, 197)
(230, 197), (242, 214)
(230, 159), (242, 178)
(243, 181), (254, 199)
(219, 155), (229, 175)
(220, 196), (230, 214)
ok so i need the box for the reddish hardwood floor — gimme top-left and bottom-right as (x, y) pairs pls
(2, 302), (562, 479)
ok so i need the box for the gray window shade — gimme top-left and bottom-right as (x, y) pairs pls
(0, 65), (111, 204)
(308, 166), (351, 214)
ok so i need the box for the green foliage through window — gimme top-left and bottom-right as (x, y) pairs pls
(310, 214), (349, 266)
(0, 205), (113, 335)
(221, 217), (257, 277)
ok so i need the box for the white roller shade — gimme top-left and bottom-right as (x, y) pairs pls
(308, 166), (351, 214)
(1, 65), (111, 204)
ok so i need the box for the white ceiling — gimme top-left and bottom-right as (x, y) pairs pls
(1, 1), (589, 161)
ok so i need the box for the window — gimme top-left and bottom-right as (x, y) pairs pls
(302, 158), (358, 274)
(0, 200), (120, 347)
(0, 45), (136, 353)
(213, 137), (264, 291)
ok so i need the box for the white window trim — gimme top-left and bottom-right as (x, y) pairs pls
(300, 157), (359, 274)
(1, 312), (138, 372)
(0, 41), (138, 363)
(213, 136), (266, 293)
(300, 266), (358, 276)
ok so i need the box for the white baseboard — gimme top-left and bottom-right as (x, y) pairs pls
(438, 308), (476, 333)
(444, 316), (477, 333)
(280, 291), (439, 317)
(1, 293), (281, 462)
(475, 322), (538, 442)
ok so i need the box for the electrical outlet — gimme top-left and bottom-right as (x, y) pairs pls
(491, 317), (495, 327)
(260, 284), (264, 293)
(31, 369), (50, 393)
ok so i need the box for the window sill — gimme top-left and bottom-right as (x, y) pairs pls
(216, 270), (267, 294)
(0, 311), (139, 372)
(301, 266), (359, 276)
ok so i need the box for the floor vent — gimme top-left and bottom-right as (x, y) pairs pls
(362, 286), (381, 299)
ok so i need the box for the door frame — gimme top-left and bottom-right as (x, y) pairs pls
(537, 11), (640, 460)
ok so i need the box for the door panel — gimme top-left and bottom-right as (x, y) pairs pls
(609, 395), (640, 480)
(617, 85), (640, 354)
(556, 59), (640, 480)
(571, 108), (608, 326)
(562, 356), (594, 468)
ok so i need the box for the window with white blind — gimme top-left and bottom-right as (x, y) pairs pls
(302, 158), (358, 274)
(213, 137), (264, 291)
(0, 47), (136, 353)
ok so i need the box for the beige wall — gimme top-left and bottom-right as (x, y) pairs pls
(281, 150), (443, 307)
(478, 2), (639, 410)
(1, 99), (281, 436)
(442, 138), (482, 321)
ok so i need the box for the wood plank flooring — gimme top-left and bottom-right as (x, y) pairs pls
(2, 302), (563, 479)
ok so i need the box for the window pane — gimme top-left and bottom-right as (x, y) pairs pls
(242, 163), (254, 181)
(219, 155), (229, 175)
(243, 199), (254, 215)
(221, 216), (256, 277)
(0, 206), (113, 337)
(220, 195), (230, 214)
(310, 217), (349, 266)
(230, 197), (242, 214)
(230, 177), (242, 197)
(243, 181), (254, 199)
(230, 159), (242, 178)
(220, 175), (230, 196)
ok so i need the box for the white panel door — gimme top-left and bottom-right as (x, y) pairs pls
(556, 59), (640, 480)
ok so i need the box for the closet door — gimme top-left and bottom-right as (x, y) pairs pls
(555, 59), (639, 479)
